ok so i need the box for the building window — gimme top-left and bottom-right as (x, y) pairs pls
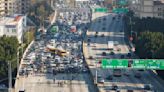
(158, 13), (161, 16)
(12, 29), (16, 33)
(7, 29), (10, 33)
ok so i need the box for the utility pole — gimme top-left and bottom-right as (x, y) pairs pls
(95, 59), (98, 84)
(8, 60), (12, 92)
(130, 17), (132, 37)
(17, 47), (20, 76)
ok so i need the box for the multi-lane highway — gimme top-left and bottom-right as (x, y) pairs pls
(83, 12), (164, 92)
(15, 6), (96, 92)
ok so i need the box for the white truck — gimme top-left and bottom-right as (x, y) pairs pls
(108, 41), (114, 50)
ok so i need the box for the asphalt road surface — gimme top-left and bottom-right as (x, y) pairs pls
(83, 12), (164, 92)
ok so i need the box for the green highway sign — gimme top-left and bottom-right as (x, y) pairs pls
(112, 8), (128, 13)
(118, 0), (127, 5)
(94, 8), (108, 13)
(132, 59), (146, 69)
(146, 60), (164, 69)
(101, 59), (164, 70)
(102, 59), (128, 69)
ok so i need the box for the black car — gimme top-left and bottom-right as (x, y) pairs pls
(89, 56), (93, 59)
(87, 38), (91, 42)
(144, 84), (152, 90)
(120, 55), (124, 58)
(102, 27), (106, 30)
(112, 17), (115, 20)
(102, 52), (107, 56)
(127, 53), (131, 57)
(110, 51), (115, 55)
(134, 73), (141, 78)
(111, 84), (118, 90)
(101, 34), (104, 37)
(106, 75), (113, 80)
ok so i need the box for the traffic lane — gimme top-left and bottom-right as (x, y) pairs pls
(98, 14), (144, 89)
(140, 70), (164, 92)
(112, 17), (164, 91)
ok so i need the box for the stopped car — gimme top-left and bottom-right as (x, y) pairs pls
(112, 17), (115, 20)
(127, 53), (132, 57)
(89, 56), (93, 59)
(110, 51), (115, 55)
(97, 75), (105, 84)
(111, 84), (118, 90)
(144, 84), (153, 90)
(106, 75), (113, 80)
(134, 72), (141, 78)
(101, 34), (104, 37)
(102, 52), (107, 56)
(113, 69), (122, 77)
(120, 55), (124, 59)
(102, 27), (106, 30)
(87, 38), (91, 42)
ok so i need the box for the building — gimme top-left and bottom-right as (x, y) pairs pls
(15, 0), (31, 14)
(0, 0), (16, 16)
(0, 0), (30, 16)
(0, 14), (27, 43)
(129, 0), (164, 19)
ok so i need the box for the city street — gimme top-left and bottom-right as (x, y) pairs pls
(83, 12), (164, 92)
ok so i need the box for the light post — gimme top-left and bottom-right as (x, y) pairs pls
(17, 46), (21, 77)
(151, 50), (155, 59)
(130, 17), (132, 37)
(95, 59), (98, 84)
(6, 46), (12, 92)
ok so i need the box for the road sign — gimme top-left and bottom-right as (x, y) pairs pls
(101, 59), (128, 69)
(112, 8), (128, 13)
(132, 59), (146, 69)
(101, 59), (164, 70)
(118, 0), (127, 5)
(94, 8), (108, 13)
(146, 60), (164, 69)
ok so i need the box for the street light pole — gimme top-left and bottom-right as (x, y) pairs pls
(8, 60), (12, 92)
(17, 47), (20, 76)
(130, 17), (132, 37)
(95, 59), (98, 84)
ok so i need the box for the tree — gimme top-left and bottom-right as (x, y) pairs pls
(135, 32), (164, 59)
(0, 36), (19, 79)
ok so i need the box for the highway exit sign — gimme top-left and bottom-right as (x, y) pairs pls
(112, 8), (128, 13)
(101, 59), (164, 70)
(94, 8), (108, 13)
(101, 59), (128, 69)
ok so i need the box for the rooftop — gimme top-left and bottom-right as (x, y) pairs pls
(0, 15), (23, 26)
(154, 0), (164, 5)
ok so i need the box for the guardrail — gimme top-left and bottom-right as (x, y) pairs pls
(14, 40), (34, 88)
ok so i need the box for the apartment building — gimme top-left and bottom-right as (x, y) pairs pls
(129, 0), (164, 19)
(0, 14), (27, 43)
(0, 0), (30, 16)
(16, 0), (30, 14)
(0, 0), (16, 16)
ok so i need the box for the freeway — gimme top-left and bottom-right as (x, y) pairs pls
(83, 12), (164, 91)
(15, 6), (96, 92)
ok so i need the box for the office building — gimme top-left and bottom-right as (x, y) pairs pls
(129, 0), (164, 19)
(0, 0), (30, 16)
